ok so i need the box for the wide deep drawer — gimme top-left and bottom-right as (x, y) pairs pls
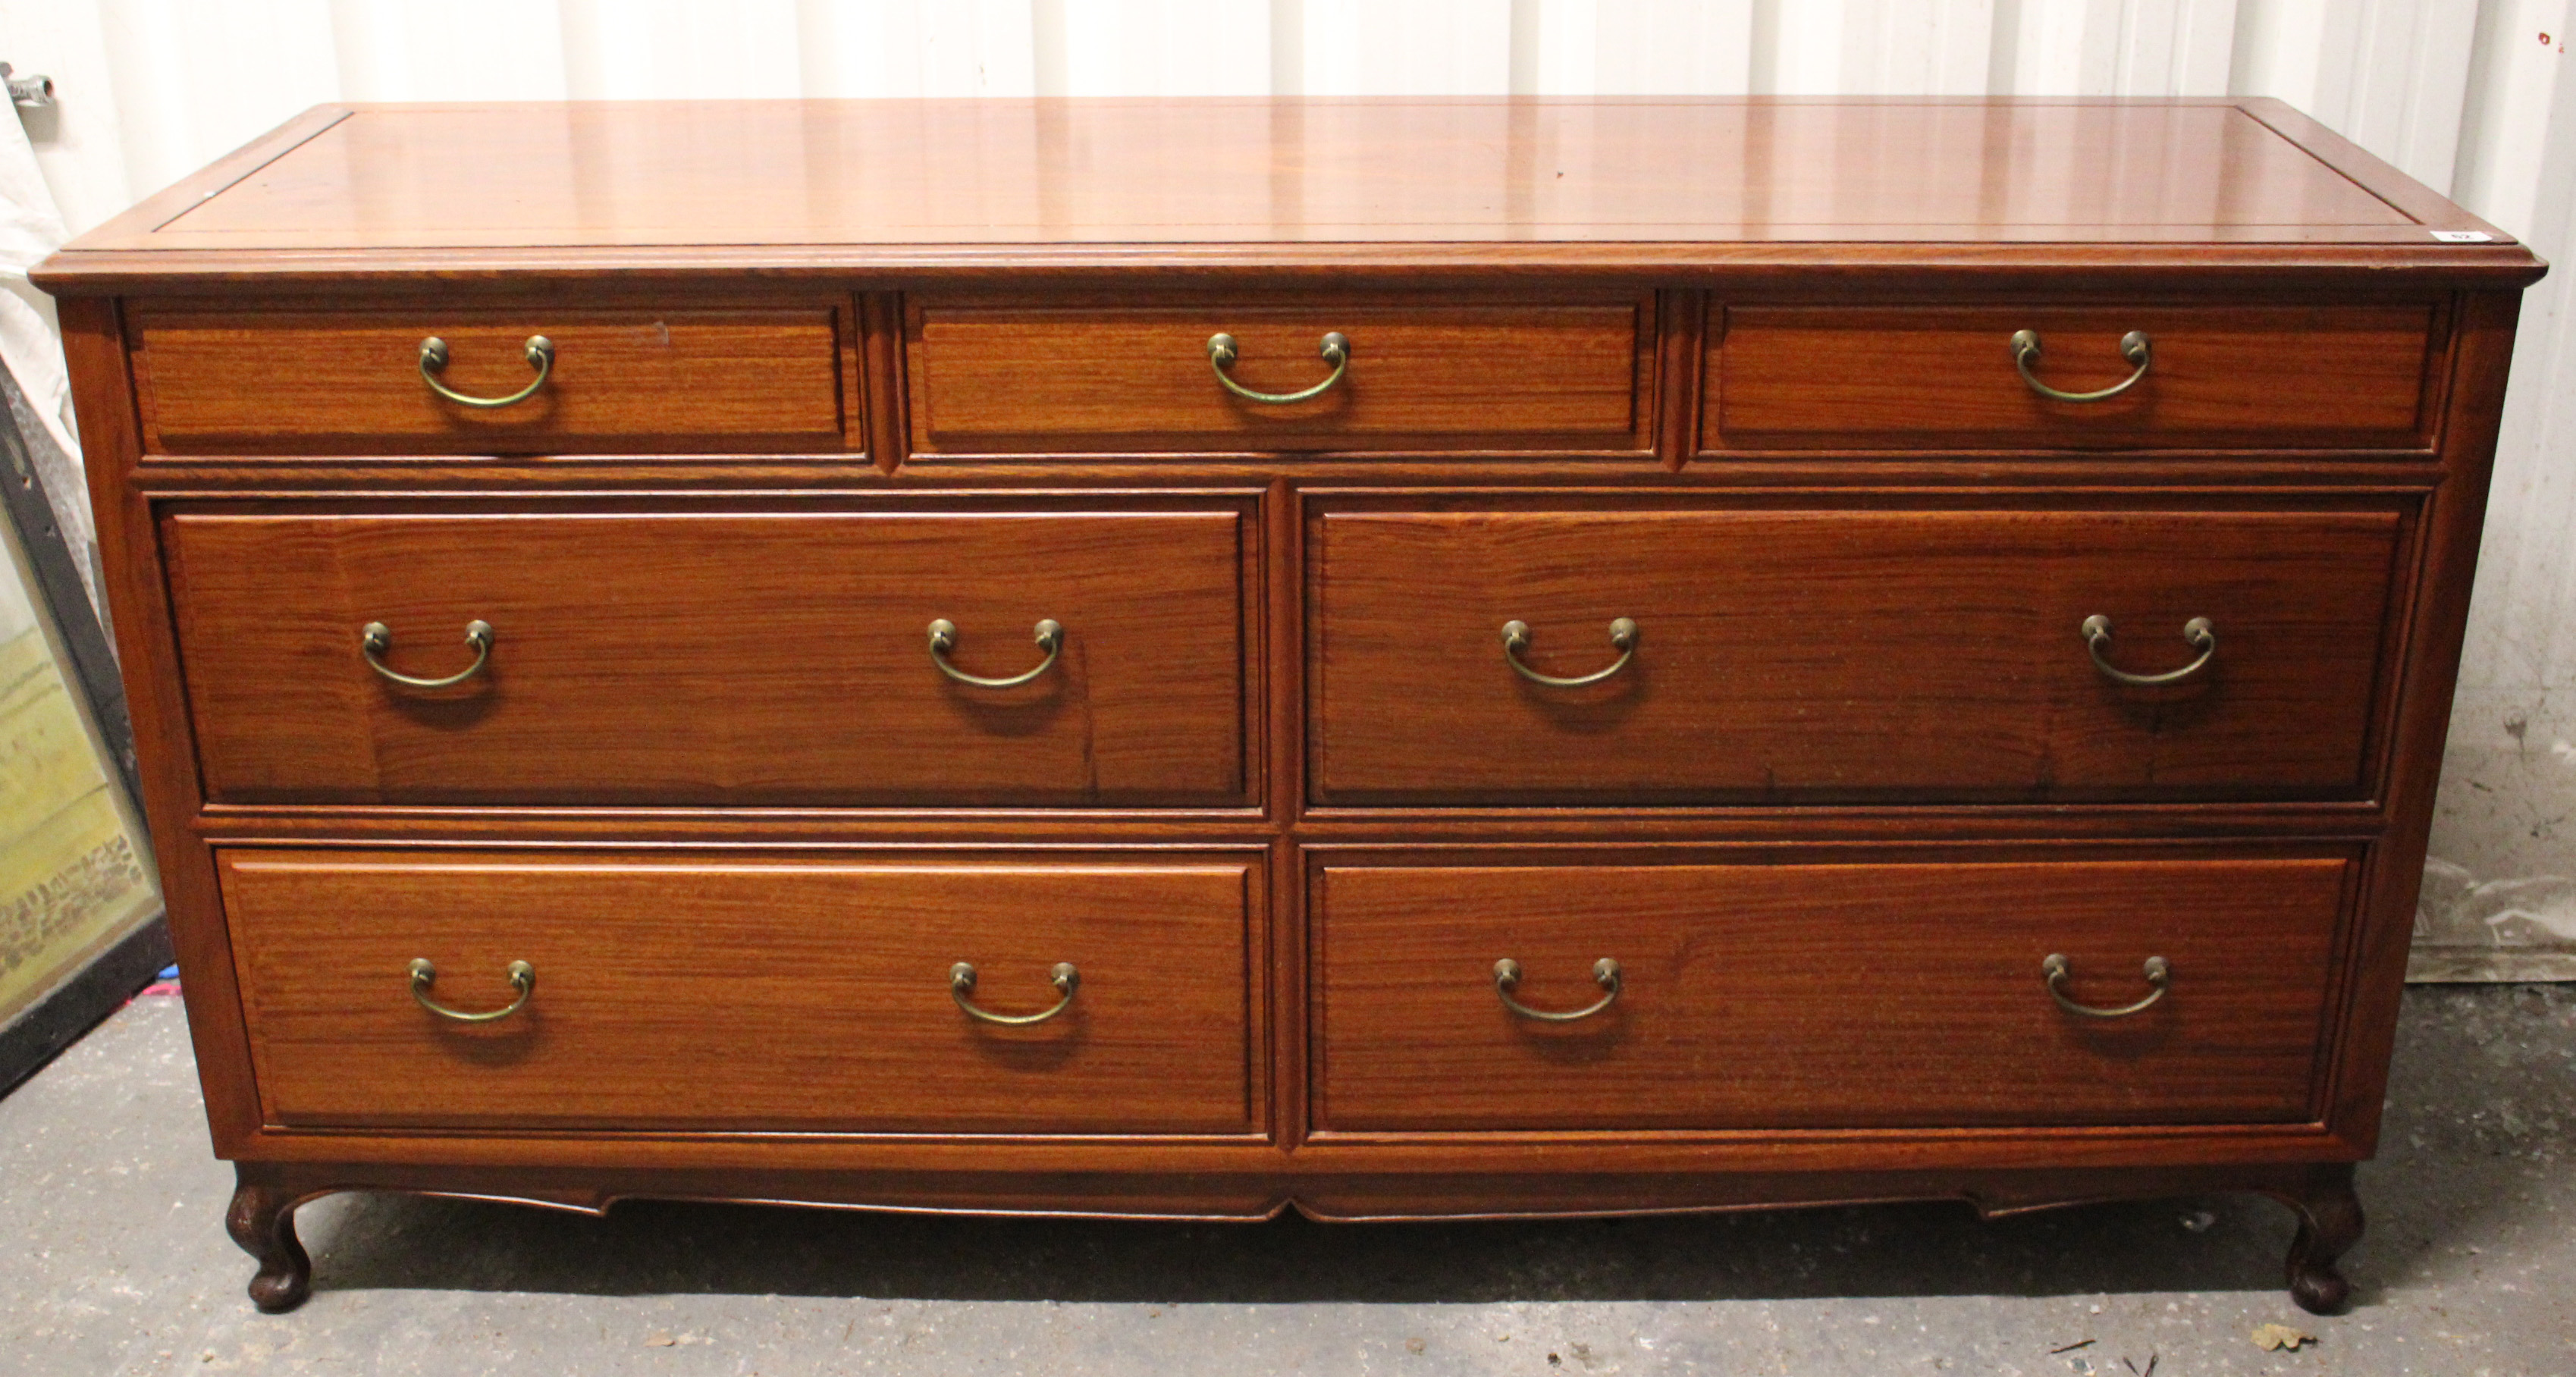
(1708, 304), (2437, 450)
(131, 306), (851, 454)
(1309, 500), (2405, 805)
(1312, 855), (2351, 1132)
(220, 849), (1260, 1133)
(907, 300), (1650, 454)
(163, 506), (1249, 805)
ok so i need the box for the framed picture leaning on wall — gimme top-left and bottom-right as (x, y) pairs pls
(0, 353), (167, 1096)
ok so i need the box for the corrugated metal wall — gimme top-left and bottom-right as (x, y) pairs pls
(3, 0), (2571, 975)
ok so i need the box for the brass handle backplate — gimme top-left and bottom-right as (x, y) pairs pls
(419, 335), (555, 409)
(2042, 953), (2170, 1018)
(2011, 328), (2151, 403)
(1493, 957), (1623, 1022)
(1501, 617), (1638, 687)
(1207, 331), (1350, 404)
(361, 619), (494, 688)
(2082, 614), (2216, 686)
(408, 958), (535, 1023)
(928, 618), (1063, 688)
(950, 961), (1080, 1025)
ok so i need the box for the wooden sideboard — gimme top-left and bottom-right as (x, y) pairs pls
(35, 97), (2544, 1315)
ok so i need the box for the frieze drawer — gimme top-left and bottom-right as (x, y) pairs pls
(907, 300), (1652, 456)
(131, 306), (853, 455)
(1708, 304), (2437, 452)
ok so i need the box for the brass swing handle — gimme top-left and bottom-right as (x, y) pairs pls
(950, 961), (1080, 1025)
(2011, 328), (2151, 403)
(1493, 957), (1623, 1022)
(419, 335), (555, 409)
(2082, 614), (2216, 686)
(1207, 331), (1350, 404)
(1501, 617), (1638, 687)
(927, 618), (1063, 688)
(362, 619), (494, 688)
(2042, 953), (2170, 1018)
(408, 958), (535, 1023)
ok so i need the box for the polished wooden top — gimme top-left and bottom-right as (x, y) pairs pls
(37, 97), (2536, 287)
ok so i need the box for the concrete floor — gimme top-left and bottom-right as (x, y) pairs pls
(5, 986), (2568, 1375)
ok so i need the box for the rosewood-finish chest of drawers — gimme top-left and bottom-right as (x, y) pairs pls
(36, 96), (2544, 1314)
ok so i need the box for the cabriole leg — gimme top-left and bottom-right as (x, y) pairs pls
(224, 1177), (313, 1313)
(2279, 1164), (2364, 1316)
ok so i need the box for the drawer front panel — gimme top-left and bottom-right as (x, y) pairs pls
(222, 851), (1260, 1133)
(133, 308), (849, 454)
(1709, 305), (2436, 450)
(1313, 857), (2349, 1131)
(1310, 503), (2403, 805)
(165, 508), (1247, 805)
(908, 302), (1649, 453)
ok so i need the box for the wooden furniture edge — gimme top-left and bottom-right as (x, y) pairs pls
(219, 1159), (2367, 1314)
(2316, 289), (2525, 1147)
(66, 106), (353, 253)
(57, 296), (268, 1152)
(30, 245), (2547, 293)
(31, 96), (2543, 290)
(2235, 97), (2521, 243)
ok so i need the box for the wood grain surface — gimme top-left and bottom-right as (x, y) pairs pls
(1711, 304), (2436, 450)
(58, 101), (2439, 250)
(133, 307), (849, 454)
(1313, 855), (2352, 1131)
(163, 506), (1250, 805)
(33, 100), (2543, 291)
(221, 850), (1260, 1133)
(908, 301), (1647, 454)
(1310, 501), (2405, 804)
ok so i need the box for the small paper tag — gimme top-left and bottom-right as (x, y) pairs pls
(2433, 230), (2496, 243)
